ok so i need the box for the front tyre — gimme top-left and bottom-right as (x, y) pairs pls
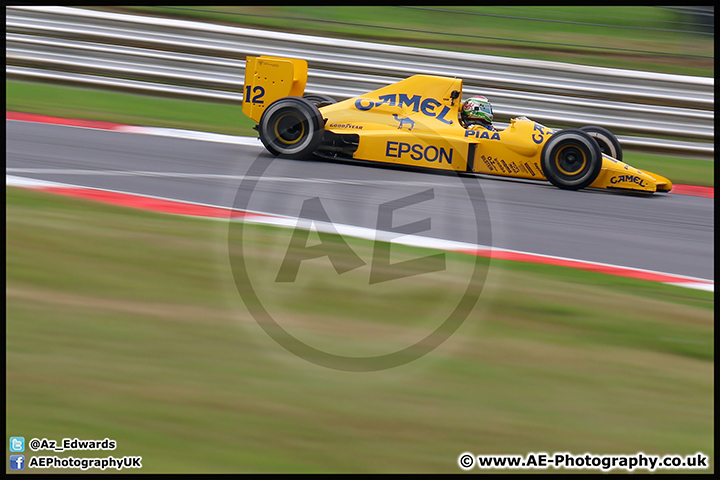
(258, 97), (324, 159)
(580, 125), (623, 161)
(540, 129), (602, 190)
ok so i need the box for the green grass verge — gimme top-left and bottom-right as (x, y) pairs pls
(7, 80), (712, 187)
(621, 152), (713, 187)
(6, 186), (713, 473)
(6, 80), (258, 137)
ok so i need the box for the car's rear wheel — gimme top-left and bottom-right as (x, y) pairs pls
(258, 97), (324, 158)
(302, 93), (337, 108)
(580, 125), (623, 161)
(540, 129), (602, 190)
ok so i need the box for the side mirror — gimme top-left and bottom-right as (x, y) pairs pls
(450, 90), (460, 106)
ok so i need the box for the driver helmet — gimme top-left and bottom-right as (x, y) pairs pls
(461, 95), (493, 127)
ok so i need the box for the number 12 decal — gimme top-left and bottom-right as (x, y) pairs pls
(245, 85), (265, 104)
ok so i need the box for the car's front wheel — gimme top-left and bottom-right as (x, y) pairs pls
(258, 97), (324, 158)
(540, 129), (602, 190)
(580, 125), (623, 161)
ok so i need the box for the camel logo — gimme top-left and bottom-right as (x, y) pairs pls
(393, 114), (415, 131)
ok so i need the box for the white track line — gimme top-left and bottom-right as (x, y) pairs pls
(6, 174), (713, 292)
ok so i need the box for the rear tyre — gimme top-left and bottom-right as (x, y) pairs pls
(302, 93), (337, 108)
(540, 129), (602, 190)
(580, 125), (622, 161)
(258, 97), (324, 159)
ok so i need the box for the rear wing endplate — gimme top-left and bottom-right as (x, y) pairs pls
(242, 56), (308, 122)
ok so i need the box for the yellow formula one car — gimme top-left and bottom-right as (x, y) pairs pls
(242, 56), (672, 193)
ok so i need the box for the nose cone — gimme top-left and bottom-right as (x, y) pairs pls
(591, 155), (673, 193)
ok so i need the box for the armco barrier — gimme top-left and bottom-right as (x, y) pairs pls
(6, 6), (713, 157)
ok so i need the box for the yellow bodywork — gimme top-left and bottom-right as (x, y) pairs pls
(242, 56), (307, 122)
(243, 56), (672, 193)
(593, 156), (672, 193)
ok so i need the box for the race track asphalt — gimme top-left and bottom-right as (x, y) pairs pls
(6, 120), (714, 281)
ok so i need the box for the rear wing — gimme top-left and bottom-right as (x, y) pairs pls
(242, 56), (308, 122)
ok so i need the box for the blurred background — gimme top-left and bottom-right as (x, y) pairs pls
(6, 6), (714, 474)
(7, 6), (714, 163)
(93, 6), (716, 75)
